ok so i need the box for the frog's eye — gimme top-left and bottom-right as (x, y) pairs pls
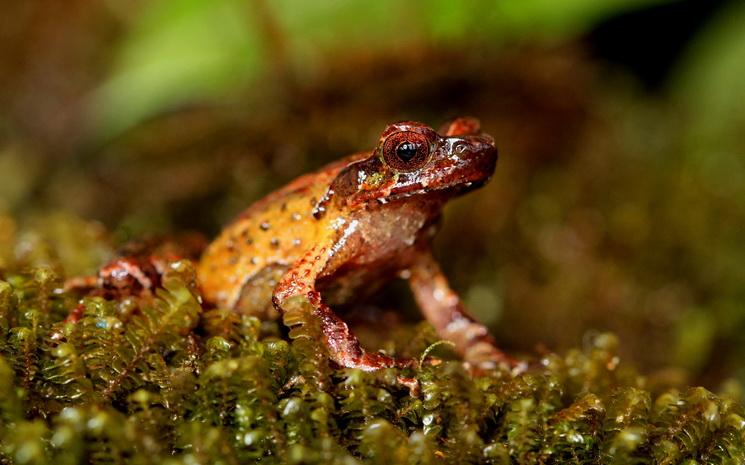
(381, 131), (431, 171)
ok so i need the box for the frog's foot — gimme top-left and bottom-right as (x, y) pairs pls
(463, 342), (527, 375)
(341, 352), (415, 372)
(408, 251), (527, 376)
(316, 305), (415, 371)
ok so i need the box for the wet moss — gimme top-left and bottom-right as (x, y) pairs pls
(0, 217), (743, 464)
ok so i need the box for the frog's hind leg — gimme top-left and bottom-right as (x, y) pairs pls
(234, 264), (287, 319)
(273, 245), (411, 371)
(407, 251), (524, 372)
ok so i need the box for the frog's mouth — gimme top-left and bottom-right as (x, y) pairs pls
(385, 178), (490, 202)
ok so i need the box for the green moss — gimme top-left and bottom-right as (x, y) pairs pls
(0, 221), (744, 464)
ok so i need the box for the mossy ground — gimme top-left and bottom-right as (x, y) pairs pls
(0, 218), (744, 465)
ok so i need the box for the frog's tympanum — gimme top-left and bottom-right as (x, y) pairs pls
(198, 118), (517, 371)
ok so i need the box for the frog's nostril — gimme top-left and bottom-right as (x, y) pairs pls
(448, 134), (496, 161)
(453, 141), (468, 154)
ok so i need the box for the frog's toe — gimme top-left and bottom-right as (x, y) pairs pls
(393, 357), (417, 369)
(348, 352), (413, 371)
(463, 342), (527, 375)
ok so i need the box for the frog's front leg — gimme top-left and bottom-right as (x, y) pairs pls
(272, 244), (410, 371)
(407, 251), (524, 372)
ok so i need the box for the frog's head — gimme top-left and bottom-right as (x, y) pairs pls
(374, 117), (497, 199)
(314, 118), (497, 217)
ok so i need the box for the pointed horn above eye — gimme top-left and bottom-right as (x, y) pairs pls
(439, 117), (481, 137)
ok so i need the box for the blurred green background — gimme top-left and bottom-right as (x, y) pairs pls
(1, 0), (744, 390)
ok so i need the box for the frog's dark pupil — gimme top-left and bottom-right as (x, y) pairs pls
(396, 142), (418, 162)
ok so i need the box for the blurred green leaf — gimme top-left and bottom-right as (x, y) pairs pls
(92, 0), (261, 137)
(672, 1), (745, 189)
(92, 0), (675, 137)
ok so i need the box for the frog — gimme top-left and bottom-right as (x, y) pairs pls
(197, 117), (520, 372)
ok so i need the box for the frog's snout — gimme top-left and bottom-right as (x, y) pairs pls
(446, 133), (498, 184)
(450, 134), (497, 161)
(439, 117), (495, 154)
(467, 134), (496, 154)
